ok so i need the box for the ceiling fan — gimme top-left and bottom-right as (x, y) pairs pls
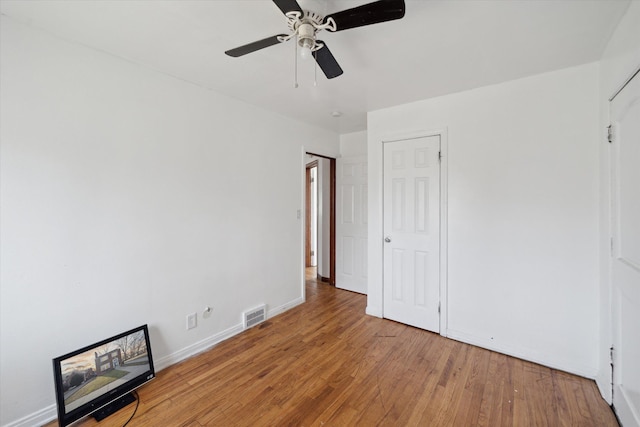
(225, 0), (405, 79)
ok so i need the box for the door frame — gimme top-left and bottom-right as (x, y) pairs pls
(305, 152), (336, 286)
(305, 160), (318, 267)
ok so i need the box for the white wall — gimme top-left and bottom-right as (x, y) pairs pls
(367, 63), (600, 377)
(0, 17), (338, 427)
(596, 1), (640, 403)
(340, 131), (367, 157)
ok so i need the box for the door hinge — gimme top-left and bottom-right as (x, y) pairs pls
(610, 237), (614, 256)
(438, 302), (441, 314)
(610, 345), (615, 365)
(438, 151), (442, 162)
(610, 345), (615, 400)
(607, 125), (614, 143)
(310, 250), (315, 257)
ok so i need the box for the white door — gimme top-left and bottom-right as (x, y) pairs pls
(611, 70), (640, 427)
(336, 156), (367, 294)
(383, 135), (440, 332)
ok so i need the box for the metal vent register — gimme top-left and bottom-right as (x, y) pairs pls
(243, 305), (266, 329)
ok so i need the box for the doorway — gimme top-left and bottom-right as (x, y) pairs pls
(305, 153), (336, 285)
(306, 160), (318, 268)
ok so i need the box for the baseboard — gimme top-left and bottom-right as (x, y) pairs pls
(267, 296), (304, 319)
(335, 279), (367, 295)
(596, 368), (613, 404)
(336, 285), (367, 295)
(613, 385), (640, 427)
(3, 403), (57, 427)
(7, 296), (305, 427)
(366, 305), (382, 317)
(446, 329), (597, 379)
(154, 323), (244, 371)
(317, 274), (330, 283)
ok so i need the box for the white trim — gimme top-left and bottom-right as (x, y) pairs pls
(3, 404), (57, 427)
(437, 129), (449, 337)
(155, 324), (244, 371)
(269, 297), (305, 319)
(596, 370), (613, 405)
(609, 65), (640, 102)
(380, 129), (443, 144)
(365, 305), (383, 317)
(613, 385), (640, 427)
(301, 146), (308, 302)
(447, 329), (598, 379)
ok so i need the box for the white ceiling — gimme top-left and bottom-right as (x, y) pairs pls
(0, 0), (630, 134)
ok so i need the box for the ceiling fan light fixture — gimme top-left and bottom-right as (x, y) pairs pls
(299, 38), (314, 59)
(297, 22), (316, 60)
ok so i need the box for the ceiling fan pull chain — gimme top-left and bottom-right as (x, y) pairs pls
(314, 54), (318, 87)
(294, 39), (299, 88)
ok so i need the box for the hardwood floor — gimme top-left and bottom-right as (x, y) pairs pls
(47, 271), (618, 426)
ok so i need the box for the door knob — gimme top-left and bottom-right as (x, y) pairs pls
(384, 236), (391, 243)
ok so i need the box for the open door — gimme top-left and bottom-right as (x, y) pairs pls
(610, 69), (640, 427)
(336, 155), (368, 294)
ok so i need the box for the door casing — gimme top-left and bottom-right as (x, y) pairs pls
(305, 153), (336, 285)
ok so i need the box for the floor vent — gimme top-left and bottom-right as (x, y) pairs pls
(243, 305), (266, 329)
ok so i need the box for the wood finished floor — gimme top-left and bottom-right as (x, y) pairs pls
(47, 270), (618, 426)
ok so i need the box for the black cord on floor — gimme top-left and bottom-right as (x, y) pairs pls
(122, 391), (139, 427)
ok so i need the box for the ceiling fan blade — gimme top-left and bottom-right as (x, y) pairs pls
(272, 0), (303, 15)
(314, 41), (343, 79)
(225, 35), (288, 57)
(324, 0), (405, 32)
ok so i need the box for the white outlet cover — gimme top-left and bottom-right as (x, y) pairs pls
(187, 313), (197, 330)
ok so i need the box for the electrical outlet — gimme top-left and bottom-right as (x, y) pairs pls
(186, 313), (197, 330)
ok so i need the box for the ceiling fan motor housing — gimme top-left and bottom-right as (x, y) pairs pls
(297, 22), (316, 49)
(289, 10), (328, 51)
